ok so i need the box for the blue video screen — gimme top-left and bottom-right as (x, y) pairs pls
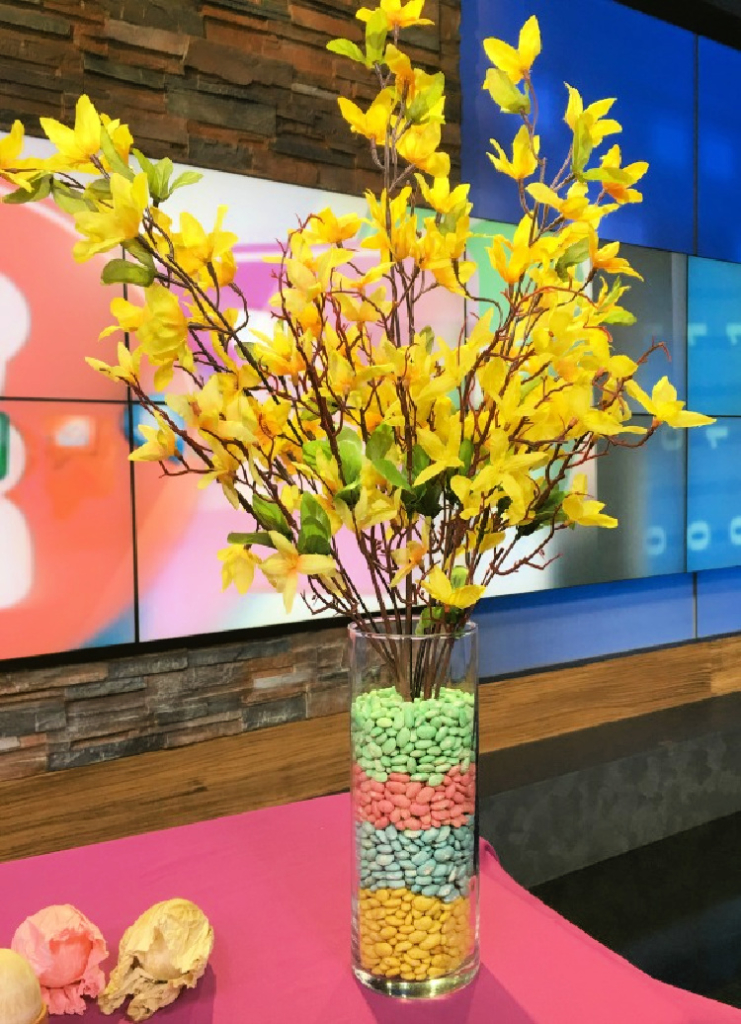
(687, 418), (741, 572)
(688, 256), (741, 416)
(460, 0), (695, 252)
(698, 38), (741, 263)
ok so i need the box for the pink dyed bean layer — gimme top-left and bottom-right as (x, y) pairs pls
(352, 764), (476, 830)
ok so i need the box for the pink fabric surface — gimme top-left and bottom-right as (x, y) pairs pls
(0, 793), (737, 1024)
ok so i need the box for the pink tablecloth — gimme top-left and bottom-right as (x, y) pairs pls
(0, 793), (738, 1024)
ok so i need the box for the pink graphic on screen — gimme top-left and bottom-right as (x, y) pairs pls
(0, 166), (466, 656)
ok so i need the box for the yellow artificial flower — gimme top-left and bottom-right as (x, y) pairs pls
(390, 521), (429, 587)
(415, 422), (463, 486)
(85, 341), (142, 385)
(589, 144), (648, 204)
(384, 44), (415, 93)
(564, 87), (621, 147)
(397, 123), (450, 178)
(488, 214), (544, 285)
(625, 377), (715, 428)
(73, 172), (149, 261)
(415, 175), (471, 217)
(562, 474), (617, 528)
(488, 125), (539, 181)
(171, 206), (238, 286)
(338, 91), (395, 145)
(0, 121), (40, 190)
(527, 181), (609, 227)
(129, 413), (178, 463)
(218, 544), (261, 594)
(304, 208), (362, 245)
(588, 236), (642, 278)
(40, 95), (103, 171)
(483, 16), (541, 85)
(356, 0), (433, 30)
(421, 567), (485, 609)
(261, 534), (336, 613)
(101, 285), (190, 390)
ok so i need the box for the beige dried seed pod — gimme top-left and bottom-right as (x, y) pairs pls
(0, 949), (48, 1024)
(98, 899), (213, 1021)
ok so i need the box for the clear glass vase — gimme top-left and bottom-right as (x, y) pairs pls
(349, 620), (479, 999)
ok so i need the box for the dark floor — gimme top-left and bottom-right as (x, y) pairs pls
(532, 811), (741, 1007)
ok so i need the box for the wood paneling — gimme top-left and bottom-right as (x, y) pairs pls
(1, 634), (740, 863)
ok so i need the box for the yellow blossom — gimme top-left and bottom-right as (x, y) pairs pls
(218, 544), (261, 594)
(397, 122), (449, 178)
(390, 521), (429, 587)
(85, 341), (142, 385)
(626, 377), (715, 428)
(261, 534), (336, 613)
(356, 0), (432, 30)
(0, 121), (40, 190)
(72, 172), (149, 261)
(304, 208), (362, 245)
(421, 567), (485, 609)
(588, 144), (648, 204)
(40, 95), (103, 171)
(415, 422), (463, 486)
(562, 474), (617, 528)
(488, 125), (539, 181)
(483, 16), (541, 85)
(564, 87), (621, 147)
(129, 413), (178, 463)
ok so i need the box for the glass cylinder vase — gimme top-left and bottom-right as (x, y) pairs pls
(349, 620), (479, 999)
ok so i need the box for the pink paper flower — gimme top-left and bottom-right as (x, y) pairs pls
(12, 905), (108, 1016)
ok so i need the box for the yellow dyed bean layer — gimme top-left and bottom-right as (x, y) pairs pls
(357, 888), (473, 981)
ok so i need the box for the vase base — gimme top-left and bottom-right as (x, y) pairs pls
(353, 959), (479, 1000)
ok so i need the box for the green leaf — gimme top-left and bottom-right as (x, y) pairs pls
(302, 438), (332, 473)
(572, 115), (593, 177)
(365, 7), (389, 64)
(298, 516), (331, 556)
(374, 458), (413, 493)
(227, 531), (274, 547)
(483, 68), (530, 115)
(327, 38), (365, 63)
(170, 170), (204, 194)
(335, 480), (361, 508)
(419, 326), (435, 354)
(149, 157), (174, 204)
(555, 237), (590, 280)
(601, 306), (636, 325)
(50, 179), (90, 215)
(459, 438), (475, 475)
(451, 566), (469, 589)
(133, 148), (155, 177)
(101, 258), (155, 287)
(415, 606), (445, 635)
(337, 427), (363, 483)
(366, 424), (394, 463)
(100, 126), (135, 181)
(3, 174), (51, 204)
(86, 177), (112, 201)
(407, 72), (446, 124)
(252, 495), (292, 538)
(301, 493), (330, 533)
(123, 238), (156, 271)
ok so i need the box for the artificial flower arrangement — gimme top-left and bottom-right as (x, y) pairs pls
(0, 0), (708, 683)
(0, 0), (711, 999)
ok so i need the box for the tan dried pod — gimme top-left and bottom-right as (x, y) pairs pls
(98, 899), (213, 1021)
(0, 949), (48, 1024)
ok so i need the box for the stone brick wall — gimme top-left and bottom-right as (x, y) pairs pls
(0, 0), (461, 192)
(0, 626), (349, 780)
